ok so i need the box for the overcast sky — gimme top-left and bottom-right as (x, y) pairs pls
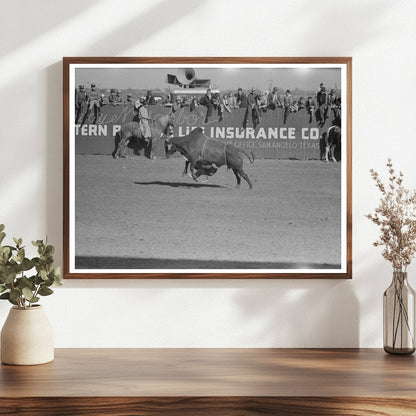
(75, 67), (341, 91)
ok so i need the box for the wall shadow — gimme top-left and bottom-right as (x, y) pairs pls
(232, 280), (359, 347)
(79, 0), (205, 55)
(1, 0), (101, 56)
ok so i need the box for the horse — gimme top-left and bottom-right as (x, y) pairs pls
(113, 113), (174, 159)
(323, 125), (341, 162)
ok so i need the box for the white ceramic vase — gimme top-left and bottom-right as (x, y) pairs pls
(1, 305), (54, 365)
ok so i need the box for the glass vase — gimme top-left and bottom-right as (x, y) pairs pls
(383, 271), (415, 355)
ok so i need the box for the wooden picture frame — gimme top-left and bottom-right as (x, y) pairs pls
(63, 57), (352, 279)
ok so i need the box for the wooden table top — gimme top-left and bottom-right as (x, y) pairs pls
(1, 348), (415, 398)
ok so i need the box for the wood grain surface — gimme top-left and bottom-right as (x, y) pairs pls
(1, 348), (413, 415)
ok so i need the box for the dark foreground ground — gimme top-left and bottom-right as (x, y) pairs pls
(75, 155), (342, 270)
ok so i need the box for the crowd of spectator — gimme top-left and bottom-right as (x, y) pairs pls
(75, 82), (341, 127)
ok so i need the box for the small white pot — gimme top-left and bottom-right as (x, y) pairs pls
(1, 305), (54, 365)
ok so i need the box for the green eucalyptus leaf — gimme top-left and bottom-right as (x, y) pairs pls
(17, 276), (35, 290)
(0, 285), (6, 294)
(38, 287), (53, 296)
(21, 258), (34, 271)
(22, 287), (34, 301)
(45, 245), (55, 256)
(39, 269), (48, 281)
(2, 271), (17, 285)
(0, 292), (10, 299)
(34, 275), (43, 285)
(17, 248), (25, 263)
(42, 256), (54, 266)
(0, 232), (5, 244)
(0, 246), (10, 256)
(9, 288), (21, 301)
(0, 224), (5, 232)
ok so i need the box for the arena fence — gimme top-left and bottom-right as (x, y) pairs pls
(75, 104), (336, 159)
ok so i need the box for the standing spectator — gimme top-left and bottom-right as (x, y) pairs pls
(221, 94), (232, 113)
(75, 85), (88, 124)
(214, 93), (231, 122)
(305, 96), (316, 123)
(190, 96), (200, 113)
(200, 88), (213, 123)
(258, 90), (268, 113)
(268, 87), (281, 110)
(327, 89), (336, 107)
(332, 97), (341, 126)
(297, 96), (305, 110)
(236, 88), (248, 108)
(283, 90), (293, 124)
(243, 89), (260, 129)
(82, 83), (101, 125)
(211, 93), (222, 121)
(316, 83), (328, 126)
(228, 92), (237, 109)
(327, 89), (337, 120)
(115, 90), (123, 105)
(108, 88), (117, 105)
(172, 96), (183, 113)
(125, 93), (134, 105)
(146, 90), (156, 105)
(291, 99), (298, 113)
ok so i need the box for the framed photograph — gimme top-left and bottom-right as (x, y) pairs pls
(63, 57), (352, 279)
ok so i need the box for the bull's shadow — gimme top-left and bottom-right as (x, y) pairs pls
(134, 181), (225, 189)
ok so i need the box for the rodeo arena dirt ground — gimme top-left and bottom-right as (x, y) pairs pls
(75, 154), (341, 270)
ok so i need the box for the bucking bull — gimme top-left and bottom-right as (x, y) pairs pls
(166, 128), (255, 189)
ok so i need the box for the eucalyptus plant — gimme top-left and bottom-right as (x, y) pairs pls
(0, 224), (62, 309)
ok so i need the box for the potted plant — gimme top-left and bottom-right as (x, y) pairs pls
(0, 224), (62, 365)
(367, 159), (416, 354)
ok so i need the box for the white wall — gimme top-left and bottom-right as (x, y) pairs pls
(1, 0), (415, 347)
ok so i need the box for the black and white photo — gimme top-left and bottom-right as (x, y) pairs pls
(63, 58), (352, 279)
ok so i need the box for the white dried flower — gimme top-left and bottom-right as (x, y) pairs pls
(366, 160), (416, 272)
